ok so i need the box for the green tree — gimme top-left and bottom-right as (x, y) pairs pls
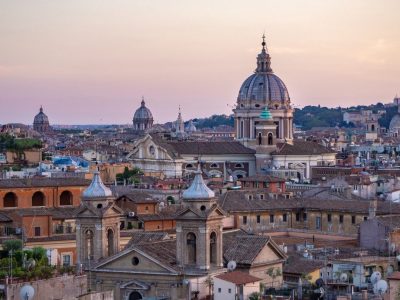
(249, 292), (261, 300)
(3, 239), (22, 253)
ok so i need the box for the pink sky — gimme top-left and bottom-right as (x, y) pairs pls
(0, 0), (399, 124)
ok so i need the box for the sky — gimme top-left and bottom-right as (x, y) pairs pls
(0, 0), (399, 125)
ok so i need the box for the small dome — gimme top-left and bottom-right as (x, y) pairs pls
(82, 171), (112, 198)
(134, 98), (153, 120)
(182, 169), (215, 200)
(260, 107), (273, 120)
(33, 106), (50, 133)
(33, 106), (49, 123)
(390, 114), (400, 131)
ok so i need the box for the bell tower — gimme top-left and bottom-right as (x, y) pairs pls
(176, 167), (225, 271)
(255, 107), (278, 172)
(76, 171), (123, 267)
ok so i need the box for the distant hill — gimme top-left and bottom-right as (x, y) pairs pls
(185, 114), (234, 130)
(294, 102), (395, 130)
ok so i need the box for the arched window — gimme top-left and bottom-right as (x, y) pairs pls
(268, 133), (273, 145)
(186, 164), (193, 169)
(258, 132), (262, 145)
(3, 192), (17, 208)
(32, 191), (45, 207)
(187, 232), (197, 264)
(129, 291), (143, 300)
(210, 232), (217, 265)
(85, 230), (94, 260)
(210, 163), (219, 168)
(235, 163), (244, 168)
(60, 191), (73, 206)
(371, 124), (375, 132)
(107, 229), (114, 256)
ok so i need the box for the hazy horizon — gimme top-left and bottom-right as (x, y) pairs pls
(1, 0), (399, 125)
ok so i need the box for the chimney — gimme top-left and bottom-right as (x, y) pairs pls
(368, 198), (377, 219)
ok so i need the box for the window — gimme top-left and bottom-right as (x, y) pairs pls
(339, 215), (344, 223)
(62, 255), (71, 266)
(235, 163), (244, 168)
(316, 217), (321, 230)
(3, 192), (17, 208)
(327, 214), (332, 223)
(270, 214), (275, 223)
(283, 213), (287, 222)
(132, 256), (140, 266)
(32, 191), (45, 206)
(149, 145), (155, 155)
(34, 227), (41, 237)
(303, 213), (307, 221)
(200, 205), (206, 211)
(187, 233), (197, 264)
(243, 216), (247, 225)
(60, 191), (72, 206)
(296, 213), (300, 222)
(259, 194), (264, 200)
(364, 216), (368, 221)
(186, 164), (193, 169)
(257, 215), (261, 224)
(352, 215), (356, 224)
(247, 194), (253, 200)
(228, 289), (232, 294)
(218, 288), (221, 293)
(210, 163), (219, 168)
(145, 206), (149, 211)
(268, 133), (273, 145)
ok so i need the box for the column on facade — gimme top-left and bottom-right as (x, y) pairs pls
(249, 118), (253, 139)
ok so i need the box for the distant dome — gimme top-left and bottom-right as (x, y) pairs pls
(33, 106), (50, 133)
(182, 169), (215, 200)
(390, 114), (400, 131)
(237, 36), (290, 108)
(82, 171), (112, 198)
(133, 97), (154, 131)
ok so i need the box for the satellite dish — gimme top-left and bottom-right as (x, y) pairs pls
(371, 271), (382, 284)
(340, 273), (348, 282)
(20, 285), (35, 300)
(374, 280), (388, 295)
(182, 279), (190, 285)
(227, 260), (237, 271)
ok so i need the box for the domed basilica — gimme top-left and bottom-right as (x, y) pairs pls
(234, 35), (293, 148)
(132, 97), (154, 131)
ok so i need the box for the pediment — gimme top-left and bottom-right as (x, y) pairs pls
(95, 248), (177, 274)
(75, 206), (99, 217)
(176, 207), (203, 218)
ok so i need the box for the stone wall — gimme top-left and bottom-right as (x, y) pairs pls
(5, 274), (87, 300)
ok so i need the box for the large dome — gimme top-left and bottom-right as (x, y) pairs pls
(238, 73), (289, 103)
(237, 36), (290, 108)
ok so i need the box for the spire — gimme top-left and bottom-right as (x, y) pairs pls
(141, 96), (145, 107)
(256, 34), (272, 73)
(39, 106), (43, 113)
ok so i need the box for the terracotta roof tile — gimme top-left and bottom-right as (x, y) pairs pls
(215, 271), (261, 285)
